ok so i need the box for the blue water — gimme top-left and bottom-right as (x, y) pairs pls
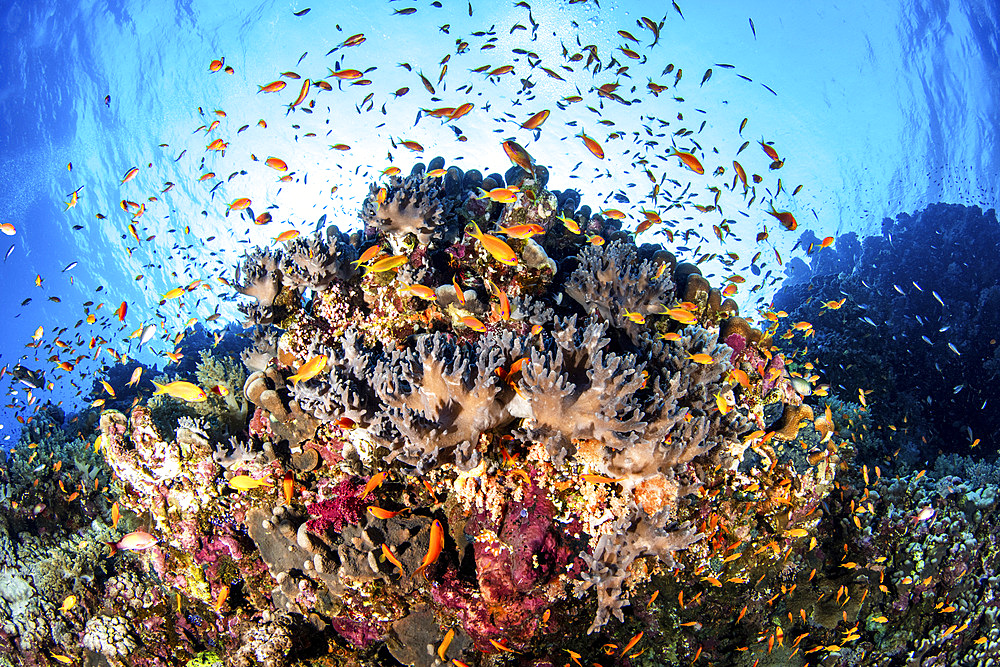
(1, 0), (998, 441)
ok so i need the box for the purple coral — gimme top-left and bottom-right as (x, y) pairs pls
(304, 477), (366, 533)
(725, 332), (747, 362)
(328, 616), (384, 648)
(432, 472), (581, 650)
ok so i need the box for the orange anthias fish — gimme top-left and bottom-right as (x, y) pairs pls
(363, 472), (387, 498)
(461, 315), (487, 333)
(400, 284), (437, 300)
(283, 471), (294, 504)
(485, 279), (511, 321)
(258, 80), (287, 93)
(328, 68), (363, 80)
(352, 244), (383, 267)
(449, 102), (474, 120)
(489, 639), (521, 654)
(413, 519), (444, 579)
(288, 354), (328, 385)
(766, 204), (797, 231)
(663, 307), (697, 325)
(687, 353), (715, 365)
(381, 544), (404, 573)
(213, 583), (229, 613)
(152, 380), (207, 402)
(478, 186), (520, 203)
(115, 301), (127, 322)
(228, 198), (251, 213)
(116, 530), (158, 551)
(620, 631), (643, 656)
(557, 214), (581, 234)
(289, 78), (310, 108)
(581, 474), (625, 484)
(265, 157), (288, 171)
(502, 140), (534, 174)
(64, 186), (83, 210)
(577, 131), (604, 159)
(274, 230), (301, 243)
(362, 254), (408, 275)
(466, 222), (518, 265)
(668, 148), (704, 174)
(398, 139), (424, 151)
(368, 506), (404, 519)
(521, 109), (550, 130)
(733, 160), (748, 189)
(760, 140), (780, 161)
(126, 366), (143, 387)
(120, 166), (139, 183)
(497, 223), (543, 239)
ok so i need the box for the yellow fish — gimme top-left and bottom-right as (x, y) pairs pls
(162, 287), (185, 300)
(50, 654), (73, 664)
(399, 284), (437, 300)
(687, 353), (715, 365)
(59, 595), (77, 612)
(152, 380), (207, 402)
(362, 254), (408, 275)
(663, 308), (698, 325)
(714, 392), (731, 415)
(557, 214), (581, 234)
(622, 309), (645, 324)
(228, 475), (274, 491)
(466, 222), (518, 266)
(288, 355), (328, 385)
(214, 583), (230, 612)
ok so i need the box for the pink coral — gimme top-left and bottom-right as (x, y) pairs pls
(725, 332), (746, 362)
(248, 407), (272, 439)
(431, 473), (583, 650)
(329, 616), (384, 648)
(304, 476), (366, 533)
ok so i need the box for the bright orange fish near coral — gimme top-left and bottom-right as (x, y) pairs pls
(413, 519), (444, 579)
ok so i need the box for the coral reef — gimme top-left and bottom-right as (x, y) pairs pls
(11, 163), (990, 667)
(774, 203), (1000, 460)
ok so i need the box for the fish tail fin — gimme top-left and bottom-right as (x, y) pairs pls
(151, 381), (165, 395)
